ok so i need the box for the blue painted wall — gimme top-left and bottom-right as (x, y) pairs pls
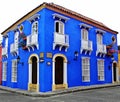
(2, 8), (118, 92)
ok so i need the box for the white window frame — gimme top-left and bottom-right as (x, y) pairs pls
(14, 31), (19, 49)
(11, 59), (17, 82)
(82, 57), (90, 82)
(5, 37), (8, 47)
(55, 20), (64, 34)
(97, 34), (103, 44)
(81, 28), (88, 41)
(32, 21), (38, 35)
(2, 62), (7, 81)
(97, 59), (105, 81)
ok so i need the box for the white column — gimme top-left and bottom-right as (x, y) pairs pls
(64, 62), (67, 84)
(53, 61), (55, 85)
(37, 62), (39, 84)
(29, 63), (32, 84)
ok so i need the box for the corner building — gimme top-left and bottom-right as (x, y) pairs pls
(1, 2), (118, 92)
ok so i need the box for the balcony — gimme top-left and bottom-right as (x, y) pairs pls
(53, 32), (69, 51)
(10, 43), (18, 56)
(81, 39), (93, 55)
(96, 44), (106, 57)
(26, 34), (38, 51)
(2, 47), (8, 58)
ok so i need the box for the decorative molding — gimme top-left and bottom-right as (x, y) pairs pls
(28, 54), (39, 63)
(27, 14), (40, 22)
(80, 23), (92, 29)
(53, 13), (70, 22)
(96, 29), (106, 34)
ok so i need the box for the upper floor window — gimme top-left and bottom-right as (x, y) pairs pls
(14, 31), (19, 48)
(32, 21), (38, 35)
(5, 37), (8, 47)
(81, 28), (88, 41)
(55, 21), (64, 34)
(97, 34), (103, 44)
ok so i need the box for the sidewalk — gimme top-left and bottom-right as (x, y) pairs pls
(0, 83), (120, 97)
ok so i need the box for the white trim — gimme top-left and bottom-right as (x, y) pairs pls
(29, 63), (32, 84)
(2, 61), (7, 81)
(81, 57), (90, 82)
(52, 61), (55, 85)
(52, 54), (68, 85)
(96, 29), (106, 34)
(54, 20), (64, 34)
(53, 13), (70, 22)
(27, 14), (40, 22)
(64, 62), (67, 84)
(80, 23), (92, 29)
(28, 54), (39, 85)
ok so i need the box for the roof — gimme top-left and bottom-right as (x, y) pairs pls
(1, 2), (118, 35)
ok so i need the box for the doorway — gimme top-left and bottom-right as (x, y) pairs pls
(52, 54), (68, 91)
(28, 54), (39, 92)
(55, 57), (63, 84)
(113, 62), (117, 82)
(32, 57), (37, 84)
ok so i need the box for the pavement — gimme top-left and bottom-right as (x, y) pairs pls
(0, 83), (120, 97)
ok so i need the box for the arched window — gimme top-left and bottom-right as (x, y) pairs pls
(55, 21), (64, 34)
(32, 21), (38, 35)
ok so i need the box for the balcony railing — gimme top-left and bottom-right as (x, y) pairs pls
(53, 32), (69, 51)
(26, 34), (38, 50)
(10, 43), (18, 55)
(81, 39), (93, 55)
(81, 39), (93, 51)
(97, 44), (106, 54)
(2, 47), (7, 57)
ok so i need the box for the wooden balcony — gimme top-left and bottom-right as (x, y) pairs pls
(10, 43), (18, 56)
(26, 34), (38, 51)
(53, 32), (69, 52)
(81, 39), (93, 55)
(96, 44), (106, 57)
(2, 47), (8, 58)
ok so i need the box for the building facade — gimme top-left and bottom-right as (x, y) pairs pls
(0, 44), (2, 84)
(1, 2), (118, 92)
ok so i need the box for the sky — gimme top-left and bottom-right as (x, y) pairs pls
(0, 0), (120, 44)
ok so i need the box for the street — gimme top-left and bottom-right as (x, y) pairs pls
(0, 86), (120, 102)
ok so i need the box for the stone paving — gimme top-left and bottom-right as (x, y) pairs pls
(0, 85), (120, 102)
(0, 83), (120, 97)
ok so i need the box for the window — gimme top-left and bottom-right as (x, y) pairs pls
(82, 28), (88, 40)
(82, 58), (90, 82)
(55, 21), (64, 34)
(14, 31), (19, 49)
(97, 59), (104, 81)
(12, 60), (17, 82)
(32, 21), (38, 35)
(5, 37), (8, 47)
(2, 62), (7, 81)
(97, 34), (102, 44)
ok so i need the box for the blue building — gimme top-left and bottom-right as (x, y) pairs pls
(1, 2), (118, 92)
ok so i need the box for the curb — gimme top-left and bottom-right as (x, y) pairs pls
(0, 83), (120, 97)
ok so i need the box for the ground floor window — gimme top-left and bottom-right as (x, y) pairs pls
(12, 60), (17, 82)
(2, 62), (7, 81)
(97, 59), (104, 81)
(82, 57), (90, 82)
